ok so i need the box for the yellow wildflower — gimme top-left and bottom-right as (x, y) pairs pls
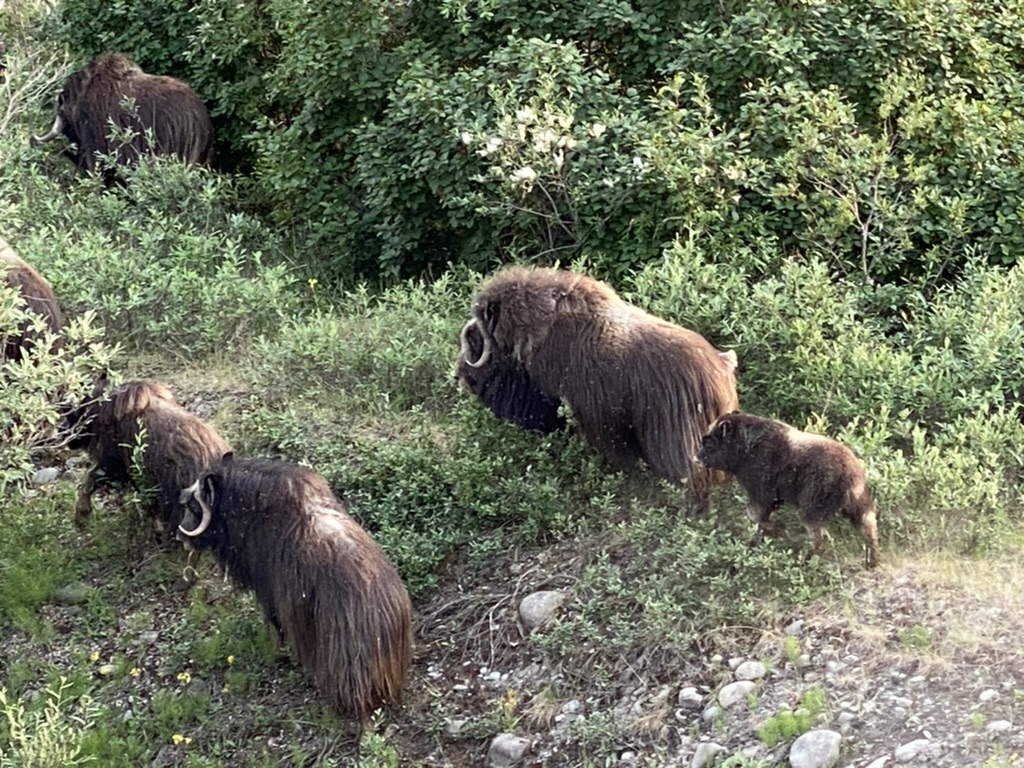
(176, 671), (191, 684)
(88, 650), (100, 663)
(171, 734), (192, 746)
(130, 667), (141, 678)
(227, 655), (235, 665)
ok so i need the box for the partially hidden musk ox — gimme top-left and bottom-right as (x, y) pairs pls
(176, 456), (414, 726)
(1, 236), (65, 362)
(32, 52), (214, 174)
(696, 411), (880, 568)
(67, 379), (230, 584)
(458, 265), (740, 511)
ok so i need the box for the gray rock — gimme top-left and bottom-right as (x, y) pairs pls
(979, 689), (999, 703)
(518, 590), (565, 630)
(488, 733), (531, 767)
(789, 729), (841, 768)
(702, 705), (721, 724)
(691, 742), (726, 768)
(864, 758), (890, 768)
(718, 680), (756, 709)
(54, 582), (92, 605)
(31, 467), (60, 485)
(444, 719), (467, 737)
(735, 660), (767, 681)
(678, 686), (703, 709)
(987, 720), (1012, 732)
(894, 739), (930, 763)
(785, 619), (805, 637)
(97, 664), (117, 677)
(140, 631), (159, 644)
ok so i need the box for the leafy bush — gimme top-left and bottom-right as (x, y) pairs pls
(0, 678), (99, 767)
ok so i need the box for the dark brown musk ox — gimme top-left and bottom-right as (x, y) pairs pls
(455, 317), (566, 434)
(176, 456), (414, 727)
(1, 236), (65, 362)
(695, 411), (880, 569)
(460, 265), (740, 511)
(31, 52), (214, 175)
(66, 378), (231, 585)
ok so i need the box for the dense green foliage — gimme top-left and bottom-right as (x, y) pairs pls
(4, 0), (1024, 763)
(41, 0), (1024, 281)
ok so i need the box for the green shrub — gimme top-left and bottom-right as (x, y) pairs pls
(0, 678), (99, 768)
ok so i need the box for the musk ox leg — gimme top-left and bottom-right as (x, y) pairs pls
(746, 503), (782, 544)
(858, 507), (880, 569)
(74, 466), (100, 526)
(805, 522), (835, 560)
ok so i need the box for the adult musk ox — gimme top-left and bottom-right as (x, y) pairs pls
(696, 411), (880, 569)
(176, 456), (414, 726)
(68, 378), (230, 536)
(1, 237), (65, 362)
(456, 318), (566, 434)
(461, 266), (739, 510)
(32, 52), (214, 174)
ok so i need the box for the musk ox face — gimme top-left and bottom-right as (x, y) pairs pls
(456, 319), (566, 434)
(1, 237), (65, 362)
(176, 457), (414, 725)
(460, 266), (740, 511)
(32, 52), (214, 175)
(695, 411), (746, 473)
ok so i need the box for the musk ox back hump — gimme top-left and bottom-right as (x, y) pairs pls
(178, 458), (413, 722)
(1, 237), (65, 361)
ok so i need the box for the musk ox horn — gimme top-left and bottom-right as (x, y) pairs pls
(178, 481), (213, 538)
(461, 318), (492, 369)
(31, 113), (64, 145)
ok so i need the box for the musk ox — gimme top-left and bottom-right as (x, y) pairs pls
(1, 237), (65, 362)
(456, 318), (566, 433)
(32, 52), (214, 174)
(696, 411), (880, 568)
(176, 456), (414, 726)
(460, 266), (739, 510)
(68, 378), (230, 535)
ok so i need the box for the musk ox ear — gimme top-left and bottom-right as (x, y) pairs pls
(480, 300), (500, 336)
(199, 472), (220, 509)
(221, 451), (234, 463)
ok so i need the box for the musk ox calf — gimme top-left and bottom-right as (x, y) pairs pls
(176, 456), (414, 726)
(456, 318), (566, 433)
(68, 378), (230, 534)
(1, 237), (65, 362)
(460, 266), (739, 510)
(696, 411), (880, 568)
(32, 52), (214, 174)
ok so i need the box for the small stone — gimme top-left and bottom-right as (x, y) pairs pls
(803, 672), (822, 683)
(140, 631), (159, 644)
(735, 661), (767, 681)
(864, 758), (890, 768)
(444, 719), (467, 737)
(488, 733), (531, 767)
(893, 697), (912, 708)
(789, 729), (842, 768)
(561, 699), (583, 716)
(894, 739), (930, 763)
(702, 705), (721, 724)
(728, 657), (744, 670)
(797, 654), (812, 667)
(691, 742), (726, 768)
(678, 686), (703, 709)
(54, 582), (92, 605)
(979, 689), (999, 703)
(907, 675), (925, 685)
(31, 467), (61, 485)
(785, 619), (804, 637)
(518, 591), (565, 630)
(837, 712), (856, 725)
(710, 654), (724, 665)
(718, 680), (756, 709)
(986, 720), (1012, 732)
(97, 664), (117, 677)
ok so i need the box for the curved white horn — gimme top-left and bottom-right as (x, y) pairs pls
(31, 113), (65, 145)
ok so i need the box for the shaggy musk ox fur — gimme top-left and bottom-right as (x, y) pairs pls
(696, 411), (880, 568)
(68, 379), (230, 537)
(461, 266), (739, 508)
(1, 237), (65, 361)
(456, 318), (566, 433)
(176, 457), (413, 724)
(32, 53), (214, 173)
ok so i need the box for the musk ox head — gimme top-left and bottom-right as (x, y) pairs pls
(456, 318), (566, 434)
(32, 52), (214, 174)
(695, 411), (749, 473)
(1, 237), (65, 362)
